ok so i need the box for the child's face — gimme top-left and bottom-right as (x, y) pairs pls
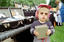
(38, 7), (49, 22)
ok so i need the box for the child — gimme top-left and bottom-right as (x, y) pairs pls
(56, 6), (62, 26)
(30, 4), (55, 42)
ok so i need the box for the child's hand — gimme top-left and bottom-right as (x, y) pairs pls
(46, 29), (51, 36)
(34, 30), (39, 36)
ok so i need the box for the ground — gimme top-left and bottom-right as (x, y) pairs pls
(50, 23), (64, 42)
(3, 38), (14, 42)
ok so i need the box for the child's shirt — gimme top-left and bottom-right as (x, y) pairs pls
(30, 20), (55, 36)
(30, 20), (55, 42)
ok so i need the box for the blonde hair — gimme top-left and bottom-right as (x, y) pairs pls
(56, 6), (59, 11)
(38, 7), (50, 13)
(55, 0), (60, 3)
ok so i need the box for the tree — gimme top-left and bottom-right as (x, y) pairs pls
(19, 0), (46, 6)
(0, 0), (14, 7)
(33, 0), (46, 5)
(0, 0), (46, 7)
(61, 0), (64, 4)
(49, 0), (57, 8)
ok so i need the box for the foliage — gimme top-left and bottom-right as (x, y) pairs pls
(61, 0), (64, 4)
(32, 0), (46, 5)
(1, 0), (63, 8)
(0, 0), (14, 7)
(49, 0), (57, 8)
(0, 0), (46, 7)
(50, 23), (64, 42)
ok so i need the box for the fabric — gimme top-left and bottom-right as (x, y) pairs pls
(38, 4), (51, 9)
(57, 10), (60, 15)
(49, 14), (55, 26)
(57, 10), (62, 23)
(59, 2), (64, 22)
(58, 2), (62, 9)
(53, 13), (58, 22)
(33, 36), (50, 42)
(30, 20), (55, 42)
(57, 14), (62, 23)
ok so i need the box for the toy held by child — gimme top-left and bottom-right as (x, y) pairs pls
(30, 3), (55, 42)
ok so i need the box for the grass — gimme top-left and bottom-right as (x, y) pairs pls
(50, 23), (64, 42)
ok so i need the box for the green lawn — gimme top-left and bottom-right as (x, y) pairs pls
(50, 23), (64, 42)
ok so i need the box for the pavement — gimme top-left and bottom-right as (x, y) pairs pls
(3, 38), (14, 42)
